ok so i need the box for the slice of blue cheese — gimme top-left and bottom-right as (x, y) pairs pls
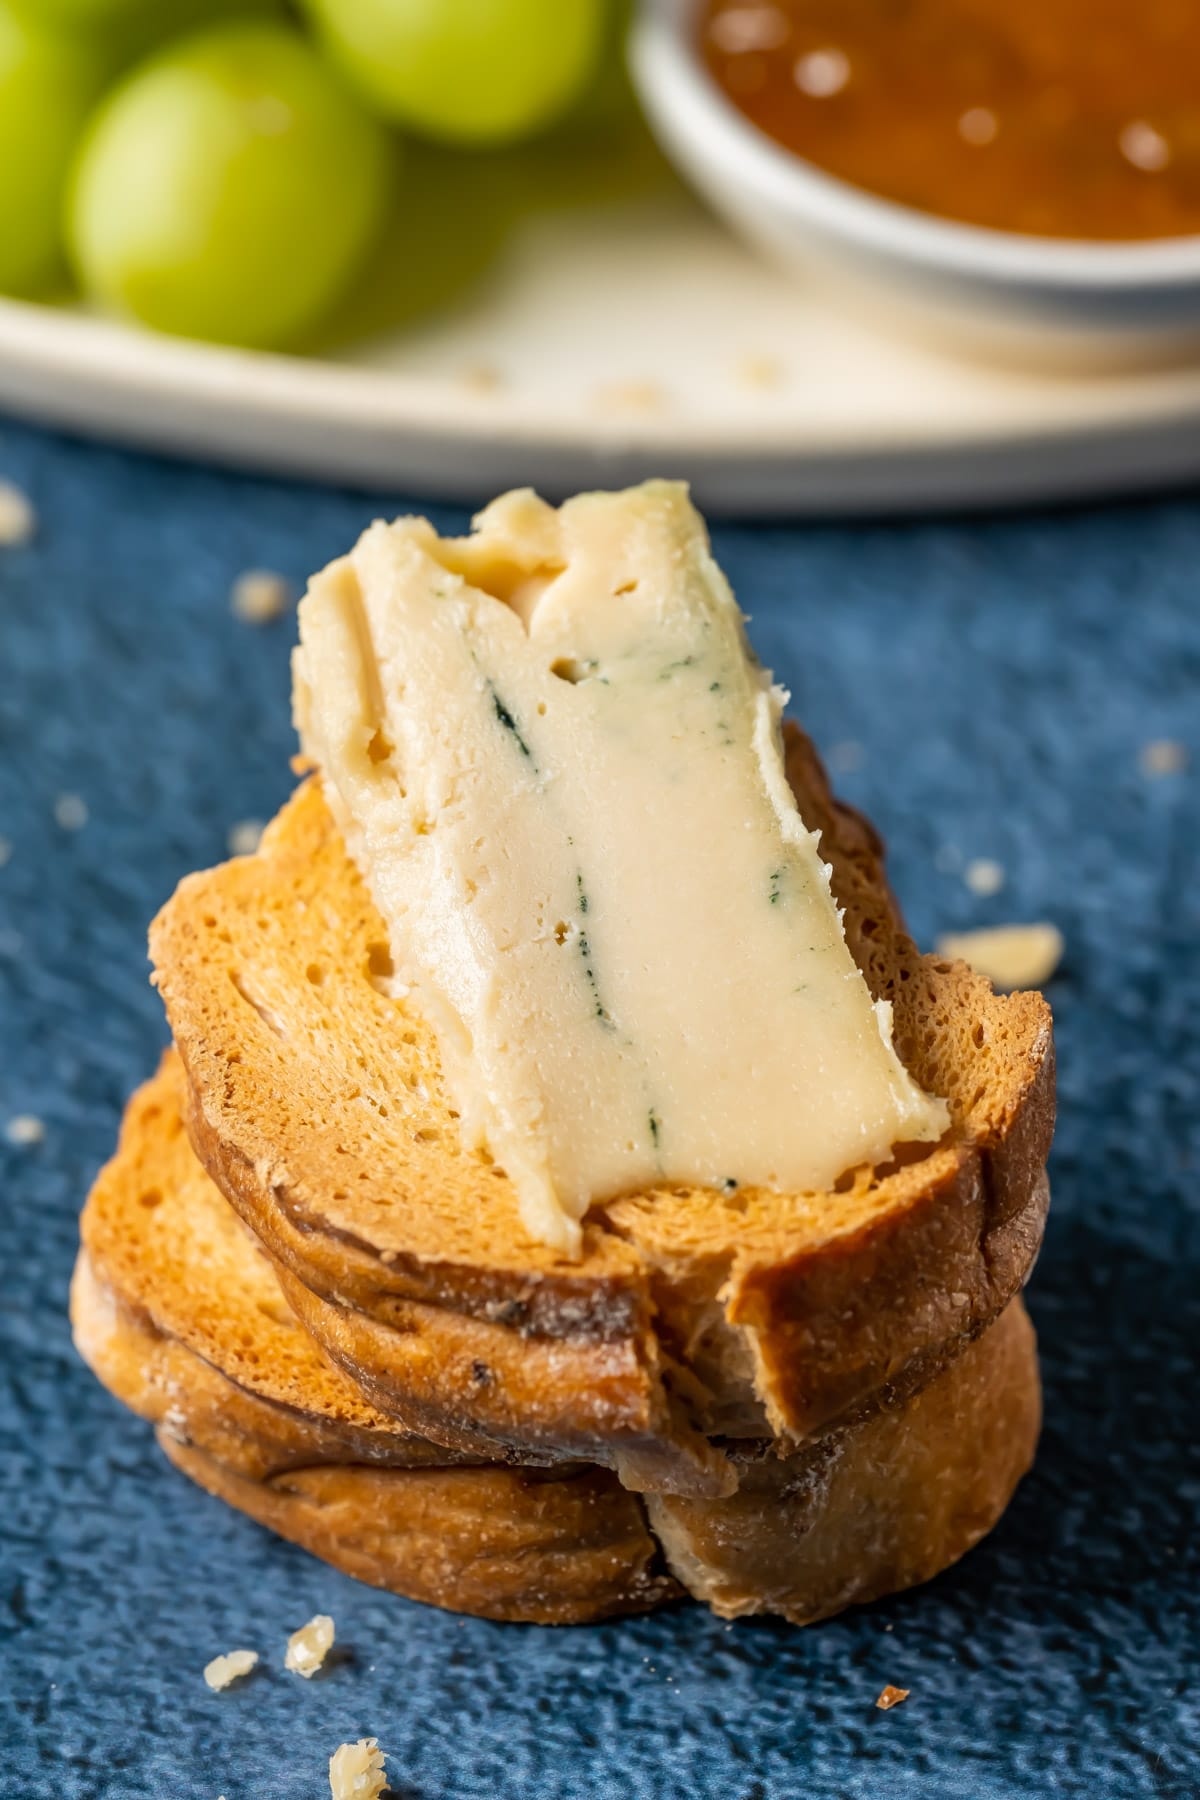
(293, 482), (948, 1256)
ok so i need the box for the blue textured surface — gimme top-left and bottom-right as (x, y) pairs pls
(1, 418), (1197, 1800)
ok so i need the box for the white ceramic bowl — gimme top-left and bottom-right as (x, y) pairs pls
(631, 0), (1200, 361)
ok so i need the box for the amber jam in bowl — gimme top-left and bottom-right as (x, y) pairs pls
(631, 0), (1200, 359)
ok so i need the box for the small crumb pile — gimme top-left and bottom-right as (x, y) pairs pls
(1139, 738), (1187, 778)
(5, 1114), (45, 1147)
(329, 1738), (388, 1800)
(286, 1613), (335, 1679)
(231, 569), (291, 625)
(203, 1649), (258, 1691)
(53, 793), (88, 832)
(458, 362), (503, 393)
(876, 1684), (910, 1711)
(963, 857), (1005, 897)
(0, 479), (36, 547)
(227, 819), (266, 858)
(936, 922), (1064, 993)
(734, 353), (784, 391)
(591, 379), (667, 415)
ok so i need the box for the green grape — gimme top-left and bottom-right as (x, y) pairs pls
(68, 22), (395, 349)
(298, 0), (606, 147)
(0, 3), (114, 295)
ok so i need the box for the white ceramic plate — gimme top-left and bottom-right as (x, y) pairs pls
(4, 188), (1200, 514)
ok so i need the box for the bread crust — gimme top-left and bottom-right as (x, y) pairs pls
(152, 726), (1053, 1486)
(76, 1058), (477, 1471)
(646, 1296), (1041, 1624)
(75, 1247), (676, 1625)
(164, 1443), (680, 1626)
(72, 1070), (1039, 1625)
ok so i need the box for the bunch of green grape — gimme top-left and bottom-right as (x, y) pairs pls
(0, 0), (617, 349)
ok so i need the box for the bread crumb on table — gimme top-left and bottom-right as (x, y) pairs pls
(286, 1613), (335, 1678)
(5, 1114), (45, 1147)
(876, 1684), (910, 1710)
(231, 569), (291, 625)
(963, 857), (1005, 897)
(0, 479), (36, 547)
(1139, 738), (1188, 777)
(203, 1649), (258, 1691)
(227, 819), (266, 857)
(591, 379), (668, 415)
(936, 922), (1064, 992)
(53, 793), (88, 832)
(329, 1738), (388, 1799)
(458, 362), (503, 393)
(734, 353), (785, 390)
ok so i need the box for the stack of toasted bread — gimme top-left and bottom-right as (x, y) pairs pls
(73, 714), (1053, 1625)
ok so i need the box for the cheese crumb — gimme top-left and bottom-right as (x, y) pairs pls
(227, 819), (265, 857)
(0, 479), (36, 546)
(936, 922), (1064, 992)
(1139, 738), (1187, 777)
(735, 353), (784, 390)
(329, 1738), (388, 1799)
(963, 857), (1005, 897)
(53, 793), (88, 831)
(876, 1684), (910, 1710)
(591, 379), (668, 414)
(203, 1649), (258, 1691)
(286, 1613), (335, 1678)
(5, 1114), (45, 1147)
(458, 362), (503, 393)
(231, 568), (291, 625)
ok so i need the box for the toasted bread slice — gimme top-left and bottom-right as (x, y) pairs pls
(73, 1065), (1039, 1625)
(72, 1255), (676, 1625)
(151, 725), (1053, 1491)
(75, 1053), (479, 1476)
(72, 1056), (677, 1623)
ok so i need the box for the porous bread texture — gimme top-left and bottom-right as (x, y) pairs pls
(150, 725), (1053, 1489)
(72, 1070), (1039, 1626)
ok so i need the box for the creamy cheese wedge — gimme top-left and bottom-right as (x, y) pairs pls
(293, 482), (948, 1256)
